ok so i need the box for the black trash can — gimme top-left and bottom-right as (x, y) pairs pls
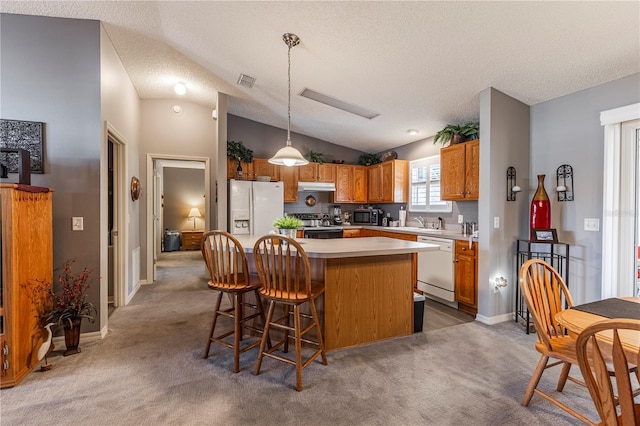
(414, 292), (426, 332)
(163, 230), (181, 252)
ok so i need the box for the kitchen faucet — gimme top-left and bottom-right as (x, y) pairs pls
(437, 217), (444, 230)
(415, 216), (425, 228)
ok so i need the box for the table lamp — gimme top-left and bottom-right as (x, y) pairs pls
(188, 207), (201, 230)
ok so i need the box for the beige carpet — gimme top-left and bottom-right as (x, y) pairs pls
(1, 251), (602, 425)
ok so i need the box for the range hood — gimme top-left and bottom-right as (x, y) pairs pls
(298, 181), (336, 192)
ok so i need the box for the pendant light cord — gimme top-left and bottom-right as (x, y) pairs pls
(287, 41), (292, 146)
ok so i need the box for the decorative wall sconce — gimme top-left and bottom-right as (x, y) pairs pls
(556, 164), (574, 201)
(506, 166), (521, 201)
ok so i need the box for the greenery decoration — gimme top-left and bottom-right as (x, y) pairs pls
(433, 121), (479, 145)
(358, 153), (381, 166)
(273, 216), (304, 229)
(305, 150), (325, 164)
(226, 140), (254, 164)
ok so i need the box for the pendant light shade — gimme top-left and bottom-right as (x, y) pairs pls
(268, 33), (308, 167)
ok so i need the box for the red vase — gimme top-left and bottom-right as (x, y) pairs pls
(530, 174), (551, 239)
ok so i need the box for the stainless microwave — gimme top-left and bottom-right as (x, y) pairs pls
(353, 208), (383, 226)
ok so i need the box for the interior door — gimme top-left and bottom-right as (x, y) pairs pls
(152, 163), (161, 281)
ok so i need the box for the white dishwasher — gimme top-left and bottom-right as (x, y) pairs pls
(416, 236), (456, 305)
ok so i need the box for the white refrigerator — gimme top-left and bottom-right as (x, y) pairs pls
(228, 180), (284, 236)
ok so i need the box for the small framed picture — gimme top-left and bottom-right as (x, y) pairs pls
(532, 228), (558, 243)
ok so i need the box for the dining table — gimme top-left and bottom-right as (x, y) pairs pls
(555, 296), (640, 360)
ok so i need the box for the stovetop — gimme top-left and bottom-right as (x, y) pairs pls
(303, 226), (344, 231)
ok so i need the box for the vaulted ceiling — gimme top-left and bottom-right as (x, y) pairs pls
(1, 1), (638, 152)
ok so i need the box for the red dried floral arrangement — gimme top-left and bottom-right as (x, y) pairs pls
(24, 259), (97, 328)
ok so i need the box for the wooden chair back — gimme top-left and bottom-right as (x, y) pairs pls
(519, 259), (575, 350)
(253, 235), (311, 302)
(201, 231), (250, 289)
(576, 319), (640, 426)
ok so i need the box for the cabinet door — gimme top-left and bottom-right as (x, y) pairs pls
(464, 140), (480, 200)
(368, 165), (382, 202)
(380, 161), (395, 202)
(455, 241), (477, 308)
(227, 157), (253, 180)
(298, 163), (317, 181)
(279, 166), (299, 202)
(342, 229), (361, 238)
(334, 165), (353, 202)
(317, 163), (336, 182)
(252, 158), (280, 181)
(440, 144), (466, 200)
(352, 166), (368, 203)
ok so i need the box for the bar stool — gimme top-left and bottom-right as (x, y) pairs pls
(201, 231), (268, 373)
(252, 235), (328, 391)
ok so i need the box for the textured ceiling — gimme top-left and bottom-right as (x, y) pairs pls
(1, 1), (639, 153)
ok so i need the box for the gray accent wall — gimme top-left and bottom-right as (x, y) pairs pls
(530, 73), (640, 304)
(162, 168), (206, 232)
(1, 14), (102, 332)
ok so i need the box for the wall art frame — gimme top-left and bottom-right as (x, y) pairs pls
(531, 228), (558, 243)
(0, 119), (45, 173)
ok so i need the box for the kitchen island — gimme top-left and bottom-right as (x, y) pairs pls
(232, 236), (438, 350)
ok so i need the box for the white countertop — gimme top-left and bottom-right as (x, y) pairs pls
(233, 235), (438, 259)
(345, 225), (478, 242)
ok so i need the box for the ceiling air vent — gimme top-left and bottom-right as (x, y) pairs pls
(237, 74), (256, 88)
(299, 88), (379, 119)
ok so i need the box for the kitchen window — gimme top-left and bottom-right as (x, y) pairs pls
(409, 155), (452, 213)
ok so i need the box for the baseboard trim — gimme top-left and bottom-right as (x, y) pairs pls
(475, 312), (513, 325)
(51, 329), (104, 348)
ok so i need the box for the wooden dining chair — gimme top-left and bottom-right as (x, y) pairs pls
(576, 319), (640, 426)
(201, 231), (269, 373)
(519, 258), (593, 423)
(252, 235), (328, 391)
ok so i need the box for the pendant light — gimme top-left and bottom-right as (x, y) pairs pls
(268, 33), (308, 167)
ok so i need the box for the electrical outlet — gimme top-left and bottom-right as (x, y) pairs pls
(72, 217), (83, 231)
(458, 215), (464, 224)
(493, 216), (500, 228)
(584, 218), (599, 231)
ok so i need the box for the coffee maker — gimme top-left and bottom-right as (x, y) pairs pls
(332, 205), (342, 225)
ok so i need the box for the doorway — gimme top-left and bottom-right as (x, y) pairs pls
(145, 154), (210, 283)
(105, 123), (128, 314)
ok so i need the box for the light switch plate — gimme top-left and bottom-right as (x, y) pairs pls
(72, 217), (83, 231)
(458, 215), (464, 224)
(493, 216), (500, 228)
(584, 218), (599, 231)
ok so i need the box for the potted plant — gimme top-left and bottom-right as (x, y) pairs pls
(273, 216), (303, 239)
(305, 150), (325, 164)
(433, 121), (479, 146)
(227, 140), (254, 179)
(26, 259), (97, 356)
(358, 153), (381, 166)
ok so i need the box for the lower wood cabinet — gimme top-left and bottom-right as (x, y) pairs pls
(455, 240), (478, 316)
(181, 231), (204, 251)
(342, 229), (361, 238)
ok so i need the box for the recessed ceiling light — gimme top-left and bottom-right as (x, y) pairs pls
(172, 105), (182, 113)
(174, 82), (187, 95)
(407, 129), (419, 135)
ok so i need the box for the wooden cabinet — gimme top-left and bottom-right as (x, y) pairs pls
(298, 163), (335, 183)
(278, 165), (299, 203)
(455, 240), (478, 316)
(441, 139), (479, 201)
(367, 160), (409, 203)
(181, 231), (204, 251)
(334, 165), (368, 203)
(252, 158), (279, 181)
(377, 230), (418, 242)
(1, 184), (53, 388)
(226, 157), (253, 180)
(342, 229), (361, 238)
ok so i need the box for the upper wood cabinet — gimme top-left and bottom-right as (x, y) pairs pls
(278, 165), (299, 203)
(252, 158), (280, 181)
(298, 163), (336, 183)
(441, 139), (479, 201)
(367, 160), (409, 203)
(226, 157), (253, 180)
(334, 165), (368, 203)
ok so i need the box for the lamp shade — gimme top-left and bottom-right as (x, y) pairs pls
(188, 207), (202, 218)
(268, 144), (309, 167)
